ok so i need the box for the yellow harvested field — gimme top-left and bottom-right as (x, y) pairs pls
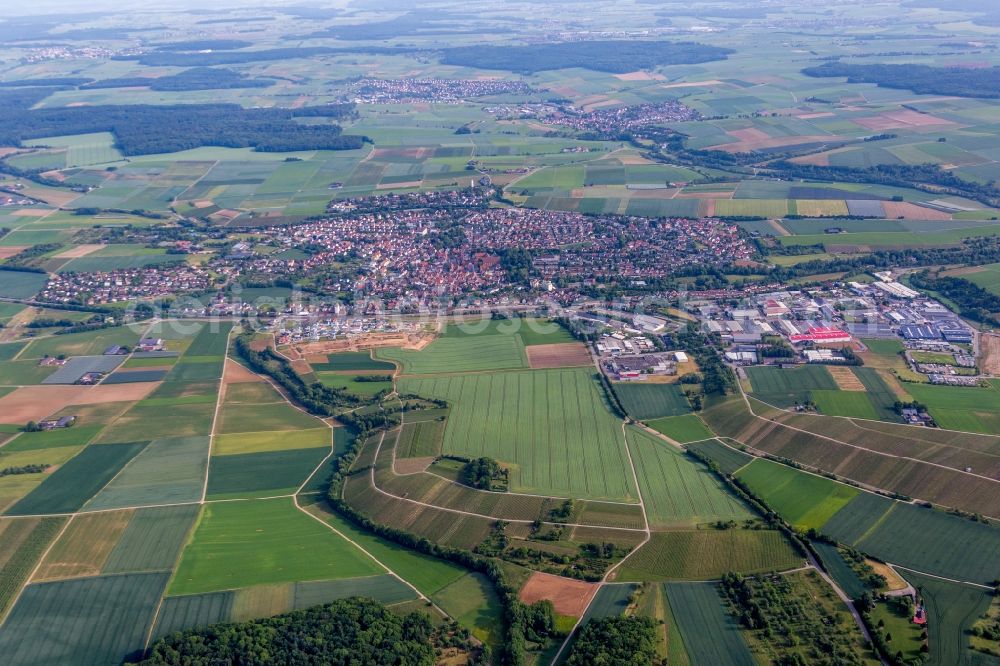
(867, 560), (910, 592)
(794, 200), (850, 217)
(51, 244), (105, 259)
(33, 510), (134, 582)
(213, 428), (331, 456)
(828, 366), (865, 391)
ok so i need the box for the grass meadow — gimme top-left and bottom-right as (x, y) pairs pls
(169, 498), (382, 595)
(735, 458), (860, 531)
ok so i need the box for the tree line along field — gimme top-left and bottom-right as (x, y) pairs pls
(300, 500), (504, 647)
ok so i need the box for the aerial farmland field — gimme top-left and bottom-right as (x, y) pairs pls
(644, 414), (715, 443)
(745, 364), (837, 407)
(613, 383), (691, 420)
(378, 334), (527, 374)
(401, 367), (637, 501)
(905, 382), (1000, 435)
(619, 529), (802, 581)
(686, 439), (754, 476)
(665, 582), (755, 666)
(169, 498), (383, 595)
(2, 1), (1000, 662)
(735, 458), (859, 531)
(626, 427), (751, 528)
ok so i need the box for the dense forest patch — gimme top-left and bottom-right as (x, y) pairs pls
(802, 61), (1000, 98)
(82, 67), (275, 92)
(0, 94), (363, 155)
(440, 40), (732, 73)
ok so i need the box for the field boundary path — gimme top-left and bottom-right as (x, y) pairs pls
(226, 357), (446, 614)
(550, 420), (652, 664)
(369, 427), (646, 532)
(200, 325), (236, 503)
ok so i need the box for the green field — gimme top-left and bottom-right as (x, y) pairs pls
(178, 322), (234, 357)
(644, 414), (715, 443)
(811, 542), (869, 602)
(378, 334), (527, 374)
(400, 367), (636, 501)
(665, 582), (756, 666)
(745, 365), (838, 408)
(395, 419), (446, 458)
(308, 351), (396, 372)
(151, 591), (235, 642)
(95, 402), (215, 443)
(6, 442), (148, 516)
(0, 572), (170, 666)
(170, 498), (382, 595)
(627, 428), (751, 528)
(619, 529), (802, 581)
(850, 503), (1000, 585)
(22, 326), (141, 359)
(0, 341), (26, 361)
(102, 505), (201, 574)
(205, 448), (329, 499)
(736, 458), (859, 530)
(811, 389), (879, 420)
(316, 372), (392, 396)
(0, 360), (57, 386)
(853, 367), (904, 422)
(686, 439), (754, 476)
(0, 272), (47, 299)
(906, 382), (1000, 434)
(869, 601), (925, 663)
(862, 338), (905, 357)
(820, 492), (896, 545)
(216, 401), (321, 434)
(214, 428), (330, 456)
(959, 263), (1000, 297)
(83, 437), (209, 510)
(303, 502), (467, 596)
(0, 517), (65, 618)
(906, 571), (994, 666)
(613, 383), (691, 420)
(163, 356), (226, 383)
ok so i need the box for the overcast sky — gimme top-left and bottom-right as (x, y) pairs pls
(0, 0), (348, 17)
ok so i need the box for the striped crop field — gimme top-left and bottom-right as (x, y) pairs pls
(627, 427), (751, 528)
(399, 367), (637, 502)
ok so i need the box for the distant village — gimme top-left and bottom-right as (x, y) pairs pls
(349, 77), (541, 104)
